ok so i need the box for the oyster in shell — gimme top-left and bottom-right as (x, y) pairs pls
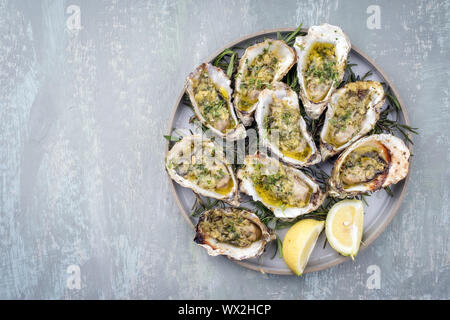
(328, 134), (410, 198)
(234, 39), (296, 126)
(194, 207), (275, 260)
(295, 23), (351, 119)
(320, 81), (385, 160)
(165, 135), (239, 205)
(254, 82), (321, 167)
(237, 153), (326, 219)
(186, 63), (246, 141)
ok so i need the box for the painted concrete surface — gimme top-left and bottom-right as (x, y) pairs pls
(0, 0), (449, 299)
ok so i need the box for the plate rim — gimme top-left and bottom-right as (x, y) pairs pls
(165, 27), (413, 275)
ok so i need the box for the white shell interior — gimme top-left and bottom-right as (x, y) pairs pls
(254, 83), (320, 167)
(235, 39), (296, 114)
(295, 24), (351, 119)
(165, 135), (238, 202)
(330, 134), (410, 194)
(320, 81), (385, 158)
(186, 64), (245, 140)
(238, 155), (323, 219)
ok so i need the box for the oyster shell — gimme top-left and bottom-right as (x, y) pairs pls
(186, 63), (246, 141)
(165, 135), (239, 205)
(234, 39), (296, 126)
(194, 207), (275, 260)
(295, 23), (351, 119)
(254, 82), (321, 167)
(320, 81), (385, 160)
(237, 153), (326, 219)
(328, 134), (410, 198)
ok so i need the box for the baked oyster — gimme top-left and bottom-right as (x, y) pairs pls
(237, 153), (326, 219)
(165, 135), (239, 205)
(254, 82), (320, 167)
(320, 81), (385, 160)
(328, 134), (410, 198)
(295, 23), (351, 119)
(186, 63), (246, 141)
(194, 207), (275, 260)
(234, 39), (296, 126)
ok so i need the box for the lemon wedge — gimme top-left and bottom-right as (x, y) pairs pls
(325, 199), (364, 259)
(282, 219), (325, 276)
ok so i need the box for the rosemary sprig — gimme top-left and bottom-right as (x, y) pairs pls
(283, 23), (305, 46)
(301, 165), (330, 189)
(252, 200), (276, 226)
(386, 92), (401, 110)
(182, 93), (194, 109)
(246, 196), (330, 231)
(163, 135), (181, 142)
(357, 193), (371, 206)
(361, 68), (374, 81)
(270, 234), (284, 259)
(227, 51), (237, 78)
(284, 66), (300, 92)
(384, 186), (394, 197)
(275, 211), (328, 230)
(214, 48), (234, 66)
(190, 196), (225, 217)
(340, 62), (358, 86)
(339, 63), (418, 145)
(341, 63), (373, 85)
(370, 86), (419, 143)
(214, 48), (239, 78)
(273, 196), (340, 230)
(323, 237), (328, 249)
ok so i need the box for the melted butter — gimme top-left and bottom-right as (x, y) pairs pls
(215, 86), (237, 131)
(303, 42), (337, 103)
(281, 144), (312, 162)
(215, 178), (234, 195)
(254, 181), (312, 209)
(324, 126), (348, 148)
(225, 118), (236, 131)
(219, 87), (229, 100)
(324, 87), (372, 147)
(194, 69), (235, 133)
(237, 45), (280, 111)
(352, 145), (382, 155)
(237, 95), (258, 111)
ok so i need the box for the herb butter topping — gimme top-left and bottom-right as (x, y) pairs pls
(325, 87), (373, 147)
(339, 147), (388, 186)
(263, 95), (312, 162)
(168, 141), (233, 194)
(237, 42), (280, 111)
(303, 42), (338, 103)
(199, 209), (262, 248)
(192, 68), (235, 133)
(244, 158), (312, 209)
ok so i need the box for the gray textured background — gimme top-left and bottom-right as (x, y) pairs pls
(0, 0), (449, 299)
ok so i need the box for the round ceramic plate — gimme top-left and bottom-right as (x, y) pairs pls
(165, 28), (412, 275)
